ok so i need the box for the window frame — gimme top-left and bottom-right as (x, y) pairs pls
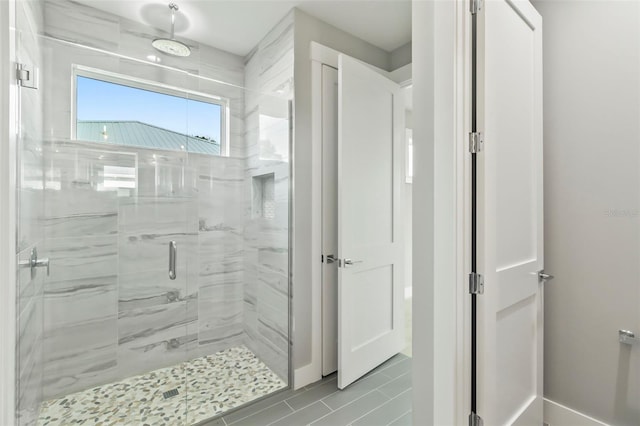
(71, 65), (231, 156)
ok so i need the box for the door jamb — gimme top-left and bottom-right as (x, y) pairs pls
(1, 0), (18, 423)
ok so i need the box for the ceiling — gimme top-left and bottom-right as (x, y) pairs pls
(75, 0), (411, 57)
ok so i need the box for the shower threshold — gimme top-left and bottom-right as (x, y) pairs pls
(37, 345), (286, 425)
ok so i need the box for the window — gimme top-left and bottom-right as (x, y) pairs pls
(73, 67), (228, 156)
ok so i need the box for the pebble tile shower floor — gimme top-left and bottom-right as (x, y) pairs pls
(37, 345), (286, 425)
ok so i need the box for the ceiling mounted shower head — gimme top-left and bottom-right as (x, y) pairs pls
(152, 3), (191, 57)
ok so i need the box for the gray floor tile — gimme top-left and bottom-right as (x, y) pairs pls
(286, 378), (339, 410)
(228, 402), (293, 426)
(378, 358), (412, 379)
(369, 354), (407, 375)
(378, 372), (412, 398)
(196, 416), (226, 426)
(352, 389), (412, 426)
(310, 390), (388, 426)
(388, 410), (412, 426)
(304, 374), (337, 390)
(223, 390), (297, 425)
(269, 402), (332, 426)
(322, 371), (392, 410)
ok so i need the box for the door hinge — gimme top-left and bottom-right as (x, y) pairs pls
(469, 132), (484, 153)
(469, 412), (484, 426)
(469, 272), (484, 295)
(16, 63), (39, 90)
(470, 0), (483, 15)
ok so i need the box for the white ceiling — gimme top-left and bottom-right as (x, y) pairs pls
(75, 0), (411, 57)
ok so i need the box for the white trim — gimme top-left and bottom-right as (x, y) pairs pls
(1, 0), (17, 424)
(412, 0), (465, 423)
(292, 58), (325, 389)
(310, 42), (410, 84)
(456, 0), (472, 422)
(390, 63), (413, 87)
(544, 399), (610, 426)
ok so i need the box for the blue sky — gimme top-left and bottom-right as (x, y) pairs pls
(76, 76), (221, 142)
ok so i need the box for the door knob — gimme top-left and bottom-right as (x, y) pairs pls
(343, 258), (363, 267)
(537, 270), (554, 282)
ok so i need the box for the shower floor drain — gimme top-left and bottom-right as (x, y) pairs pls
(163, 389), (179, 399)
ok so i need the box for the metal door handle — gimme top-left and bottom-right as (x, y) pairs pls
(343, 258), (363, 267)
(35, 258), (50, 276)
(19, 247), (50, 279)
(537, 270), (554, 282)
(169, 241), (177, 280)
(619, 330), (640, 346)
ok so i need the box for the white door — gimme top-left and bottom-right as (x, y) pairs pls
(337, 54), (405, 389)
(476, 1), (544, 424)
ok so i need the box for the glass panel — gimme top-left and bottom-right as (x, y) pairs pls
(13, 1), (292, 423)
(38, 38), (192, 425)
(14, 1), (45, 425)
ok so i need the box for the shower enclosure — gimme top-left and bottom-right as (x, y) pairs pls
(12, 0), (293, 424)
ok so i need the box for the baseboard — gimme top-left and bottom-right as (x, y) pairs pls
(544, 398), (609, 426)
(294, 363), (322, 390)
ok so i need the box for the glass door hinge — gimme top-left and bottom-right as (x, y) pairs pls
(469, 412), (484, 426)
(469, 272), (484, 295)
(469, 132), (484, 153)
(470, 0), (483, 15)
(16, 63), (38, 90)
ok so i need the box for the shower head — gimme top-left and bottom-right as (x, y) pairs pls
(152, 3), (191, 57)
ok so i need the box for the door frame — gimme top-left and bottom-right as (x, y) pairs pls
(307, 43), (413, 387)
(312, 43), (413, 382)
(411, 0), (470, 424)
(0, 0), (18, 424)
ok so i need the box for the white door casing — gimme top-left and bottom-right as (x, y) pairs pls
(337, 54), (405, 389)
(321, 64), (339, 376)
(476, 1), (543, 425)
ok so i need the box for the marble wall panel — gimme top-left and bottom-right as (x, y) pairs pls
(42, 316), (118, 400)
(242, 11), (293, 383)
(117, 300), (198, 378)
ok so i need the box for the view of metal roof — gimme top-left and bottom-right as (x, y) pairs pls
(76, 121), (220, 155)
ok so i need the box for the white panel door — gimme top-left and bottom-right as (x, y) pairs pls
(337, 54), (405, 389)
(476, 1), (544, 425)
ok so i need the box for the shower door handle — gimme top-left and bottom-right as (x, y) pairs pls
(169, 241), (177, 280)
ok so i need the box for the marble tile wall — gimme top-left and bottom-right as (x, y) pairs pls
(15, 1), (45, 425)
(41, 141), (247, 399)
(34, 0), (293, 403)
(242, 12), (294, 382)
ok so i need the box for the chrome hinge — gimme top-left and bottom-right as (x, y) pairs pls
(16, 63), (38, 90)
(470, 0), (483, 15)
(469, 412), (484, 426)
(469, 272), (484, 295)
(469, 132), (484, 153)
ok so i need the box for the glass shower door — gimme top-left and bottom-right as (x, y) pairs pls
(36, 46), (196, 424)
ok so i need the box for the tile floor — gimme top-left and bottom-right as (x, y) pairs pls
(37, 345), (286, 426)
(200, 354), (412, 426)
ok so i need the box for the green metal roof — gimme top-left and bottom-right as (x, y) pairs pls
(76, 121), (220, 155)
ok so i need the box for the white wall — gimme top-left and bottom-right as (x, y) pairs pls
(291, 8), (394, 384)
(532, 1), (640, 425)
